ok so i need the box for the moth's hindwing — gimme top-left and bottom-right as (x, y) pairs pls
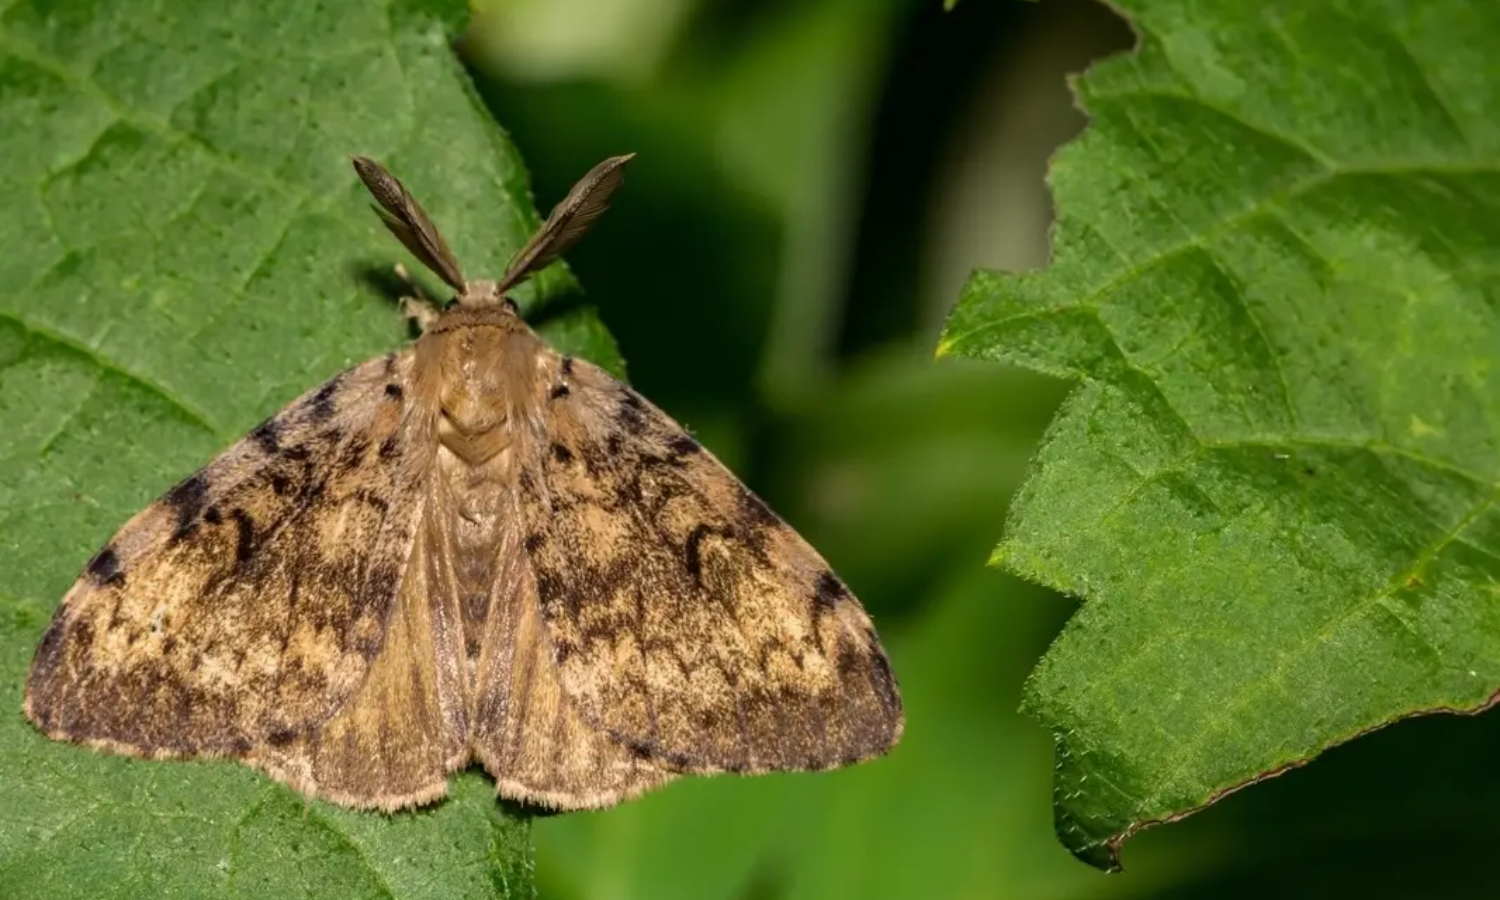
(465, 531), (677, 809)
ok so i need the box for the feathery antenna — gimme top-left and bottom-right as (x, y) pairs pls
(352, 156), (467, 293)
(496, 154), (635, 295)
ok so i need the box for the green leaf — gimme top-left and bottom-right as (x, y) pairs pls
(940, 0), (1500, 871)
(0, 0), (619, 894)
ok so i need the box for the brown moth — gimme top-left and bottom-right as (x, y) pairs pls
(23, 155), (904, 811)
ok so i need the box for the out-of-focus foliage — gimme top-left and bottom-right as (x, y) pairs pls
(470, 0), (1500, 897)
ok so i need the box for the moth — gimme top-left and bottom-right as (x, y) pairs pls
(23, 154), (903, 811)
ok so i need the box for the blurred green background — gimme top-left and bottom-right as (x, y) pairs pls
(460, 0), (1500, 897)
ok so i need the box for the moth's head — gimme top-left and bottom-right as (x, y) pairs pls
(452, 279), (518, 313)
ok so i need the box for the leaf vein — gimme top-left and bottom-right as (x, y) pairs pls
(0, 307), (220, 437)
(1134, 482), (1500, 812)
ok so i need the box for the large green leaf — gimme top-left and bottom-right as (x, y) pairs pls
(941, 0), (1500, 871)
(0, 0), (621, 894)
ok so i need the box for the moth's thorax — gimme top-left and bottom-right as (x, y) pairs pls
(417, 303), (543, 467)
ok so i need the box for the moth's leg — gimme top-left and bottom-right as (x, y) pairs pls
(394, 263), (441, 332)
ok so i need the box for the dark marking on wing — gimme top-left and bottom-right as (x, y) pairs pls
(551, 442), (574, 465)
(737, 489), (779, 531)
(355, 490), (391, 515)
(617, 390), (647, 434)
(550, 356), (576, 400)
(666, 434), (701, 458)
(310, 374), (343, 422)
(33, 619), (70, 681)
(378, 436), (401, 459)
(682, 524), (727, 584)
(534, 571), (568, 614)
(834, 643), (861, 678)
(229, 509), (256, 568)
(865, 634), (902, 714)
(204, 506), (224, 526)
(813, 571), (846, 610)
(384, 383), (404, 400)
(165, 473), (210, 542)
(85, 547), (125, 587)
(251, 417), (283, 453)
(338, 434), (371, 470)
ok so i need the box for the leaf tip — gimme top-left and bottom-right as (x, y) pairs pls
(1077, 841), (1124, 873)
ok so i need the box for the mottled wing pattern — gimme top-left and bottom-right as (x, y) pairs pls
(518, 355), (904, 773)
(248, 515), (461, 809)
(467, 526), (675, 808)
(25, 352), (430, 769)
